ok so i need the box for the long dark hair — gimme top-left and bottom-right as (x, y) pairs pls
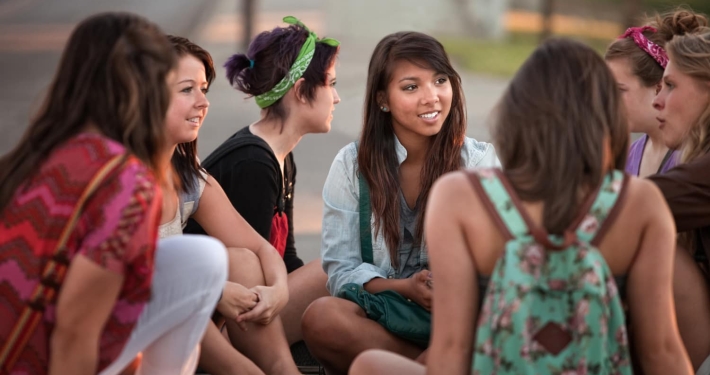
(0, 12), (175, 211)
(358, 32), (466, 264)
(167, 35), (215, 193)
(494, 38), (628, 235)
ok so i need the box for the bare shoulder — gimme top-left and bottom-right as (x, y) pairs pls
(622, 175), (673, 226)
(195, 173), (231, 211)
(429, 170), (486, 217)
(204, 173), (220, 187)
(624, 176), (670, 213)
(431, 170), (476, 200)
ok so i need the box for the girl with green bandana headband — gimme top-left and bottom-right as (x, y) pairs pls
(184, 16), (340, 374)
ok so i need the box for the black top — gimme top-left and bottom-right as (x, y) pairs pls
(184, 126), (304, 273)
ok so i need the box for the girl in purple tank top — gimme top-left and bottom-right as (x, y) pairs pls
(604, 14), (693, 177)
(625, 134), (678, 176)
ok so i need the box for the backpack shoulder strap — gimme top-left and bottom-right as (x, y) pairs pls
(464, 168), (530, 240)
(574, 170), (629, 245)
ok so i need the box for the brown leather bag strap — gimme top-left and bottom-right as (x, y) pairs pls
(590, 173), (630, 247)
(0, 153), (126, 373)
(465, 170), (518, 241)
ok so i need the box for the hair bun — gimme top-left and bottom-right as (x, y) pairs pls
(656, 8), (709, 41)
(224, 53), (252, 88)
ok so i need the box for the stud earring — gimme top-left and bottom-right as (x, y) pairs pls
(381, 106), (389, 112)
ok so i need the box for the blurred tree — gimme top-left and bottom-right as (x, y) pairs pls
(540, 0), (555, 42)
(624, 0), (642, 27)
(242, 0), (255, 51)
(599, 0), (710, 16)
(646, 0), (710, 14)
(453, 0), (480, 36)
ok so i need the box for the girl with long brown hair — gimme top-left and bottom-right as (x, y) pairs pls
(158, 35), (306, 375)
(301, 31), (499, 374)
(0, 12), (227, 375)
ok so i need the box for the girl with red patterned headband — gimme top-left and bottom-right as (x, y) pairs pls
(605, 8), (707, 177)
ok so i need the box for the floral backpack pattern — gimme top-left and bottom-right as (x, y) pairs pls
(467, 168), (632, 375)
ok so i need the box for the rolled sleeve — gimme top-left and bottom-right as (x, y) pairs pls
(462, 137), (501, 169)
(321, 144), (389, 295)
(480, 144), (502, 168)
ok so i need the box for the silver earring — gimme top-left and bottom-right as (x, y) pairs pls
(381, 106), (389, 112)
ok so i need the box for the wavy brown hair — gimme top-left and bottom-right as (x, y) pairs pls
(167, 35), (215, 193)
(358, 32), (466, 264)
(0, 12), (175, 211)
(494, 38), (628, 235)
(666, 30), (710, 250)
(605, 7), (708, 87)
(667, 30), (710, 164)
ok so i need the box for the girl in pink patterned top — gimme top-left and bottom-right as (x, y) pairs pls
(0, 12), (226, 375)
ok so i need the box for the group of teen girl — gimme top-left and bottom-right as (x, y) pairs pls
(1, 5), (710, 375)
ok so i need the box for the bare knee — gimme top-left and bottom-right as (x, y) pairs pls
(227, 247), (264, 286)
(302, 297), (353, 346)
(350, 350), (381, 375)
(301, 297), (334, 337)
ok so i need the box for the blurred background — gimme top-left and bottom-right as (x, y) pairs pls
(0, 0), (706, 261)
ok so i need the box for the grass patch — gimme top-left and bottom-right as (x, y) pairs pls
(442, 32), (612, 77)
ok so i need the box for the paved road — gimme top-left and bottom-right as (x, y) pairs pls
(0, 0), (220, 153)
(0, 0), (510, 262)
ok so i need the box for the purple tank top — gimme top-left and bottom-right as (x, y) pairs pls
(625, 134), (679, 176)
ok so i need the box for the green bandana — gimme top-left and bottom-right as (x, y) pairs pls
(255, 16), (340, 109)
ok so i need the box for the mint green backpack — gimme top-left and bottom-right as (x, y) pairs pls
(467, 169), (632, 375)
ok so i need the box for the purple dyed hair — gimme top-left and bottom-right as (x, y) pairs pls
(225, 24), (339, 119)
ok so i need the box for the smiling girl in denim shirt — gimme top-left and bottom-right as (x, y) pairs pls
(301, 31), (499, 375)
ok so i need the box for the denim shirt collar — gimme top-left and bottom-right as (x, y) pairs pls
(394, 135), (407, 165)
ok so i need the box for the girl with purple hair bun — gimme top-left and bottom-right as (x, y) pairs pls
(183, 15), (341, 373)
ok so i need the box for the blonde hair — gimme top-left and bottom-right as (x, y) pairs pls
(667, 30), (710, 163)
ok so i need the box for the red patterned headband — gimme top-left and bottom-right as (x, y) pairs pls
(619, 26), (669, 69)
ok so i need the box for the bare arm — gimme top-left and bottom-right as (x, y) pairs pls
(364, 278), (409, 295)
(627, 181), (693, 375)
(424, 173), (478, 375)
(49, 255), (124, 375)
(193, 175), (288, 319)
(364, 273), (432, 310)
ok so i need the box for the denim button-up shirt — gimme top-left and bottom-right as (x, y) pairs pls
(321, 136), (501, 295)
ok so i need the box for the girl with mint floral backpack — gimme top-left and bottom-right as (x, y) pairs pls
(468, 168), (630, 375)
(348, 38), (693, 375)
